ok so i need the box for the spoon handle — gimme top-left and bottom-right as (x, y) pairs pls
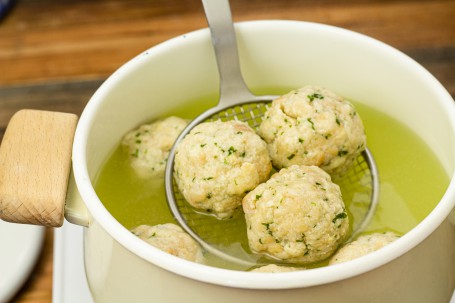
(202, 0), (256, 106)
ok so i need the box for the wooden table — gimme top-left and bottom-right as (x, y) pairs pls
(0, 0), (454, 302)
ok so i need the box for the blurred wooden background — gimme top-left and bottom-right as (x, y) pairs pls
(0, 0), (454, 302)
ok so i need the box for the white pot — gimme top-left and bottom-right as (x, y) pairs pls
(2, 20), (455, 302)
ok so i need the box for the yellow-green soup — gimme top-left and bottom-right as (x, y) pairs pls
(94, 94), (449, 270)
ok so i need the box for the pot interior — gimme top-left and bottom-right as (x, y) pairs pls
(75, 20), (455, 277)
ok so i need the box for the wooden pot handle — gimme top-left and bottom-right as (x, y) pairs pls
(0, 110), (78, 227)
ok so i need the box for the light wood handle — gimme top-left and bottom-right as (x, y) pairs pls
(0, 110), (78, 227)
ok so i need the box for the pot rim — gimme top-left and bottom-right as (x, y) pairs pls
(72, 20), (455, 289)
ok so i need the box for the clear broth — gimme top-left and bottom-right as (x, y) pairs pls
(94, 90), (449, 270)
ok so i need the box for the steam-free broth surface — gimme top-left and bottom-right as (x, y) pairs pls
(94, 94), (449, 269)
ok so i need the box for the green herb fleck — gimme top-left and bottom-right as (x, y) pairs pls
(338, 150), (348, 156)
(261, 222), (273, 230)
(227, 146), (237, 155)
(335, 117), (341, 126)
(332, 212), (347, 223)
(287, 153), (295, 160)
(307, 118), (315, 130)
(298, 138), (304, 144)
(308, 93), (324, 102)
(200, 143), (207, 148)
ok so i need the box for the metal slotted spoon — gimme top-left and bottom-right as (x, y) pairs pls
(164, 0), (379, 267)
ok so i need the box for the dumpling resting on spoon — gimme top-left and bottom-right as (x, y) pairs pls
(174, 120), (272, 219)
(258, 85), (366, 178)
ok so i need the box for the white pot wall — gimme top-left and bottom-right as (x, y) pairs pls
(84, 219), (454, 303)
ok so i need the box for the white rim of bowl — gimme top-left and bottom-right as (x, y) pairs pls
(72, 20), (455, 289)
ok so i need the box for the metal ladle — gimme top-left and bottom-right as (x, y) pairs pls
(165, 0), (379, 267)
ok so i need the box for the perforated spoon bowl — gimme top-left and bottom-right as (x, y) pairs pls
(165, 0), (379, 267)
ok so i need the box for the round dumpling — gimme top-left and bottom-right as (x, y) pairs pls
(243, 165), (349, 264)
(122, 116), (188, 178)
(258, 85), (366, 178)
(130, 223), (204, 263)
(329, 232), (400, 265)
(174, 120), (272, 219)
(250, 264), (304, 273)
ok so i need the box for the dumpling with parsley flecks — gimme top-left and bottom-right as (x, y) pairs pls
(131, 223), (204, 263)
(258, 85), (366, 178)
(243, 165), (349, 264)
(329, 232), (400, 265)
(122, 116), (188, 178)
(174, 120), (272, 219)
(250, 264), (304, 273)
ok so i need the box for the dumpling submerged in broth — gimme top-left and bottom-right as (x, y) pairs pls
(250, 264), (304, 273)
(131, 223), (205, 263)
(329, 232), (400, 265)
(121, 116), (189, 178)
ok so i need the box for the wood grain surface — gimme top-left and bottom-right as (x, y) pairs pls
(0, 0), (454, 302)
(0, 110), (77, 227)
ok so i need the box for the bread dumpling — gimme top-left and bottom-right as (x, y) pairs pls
(258, 85), (366, 178)
(243, 165), (349, 264)
(174, 120), (272, 219)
